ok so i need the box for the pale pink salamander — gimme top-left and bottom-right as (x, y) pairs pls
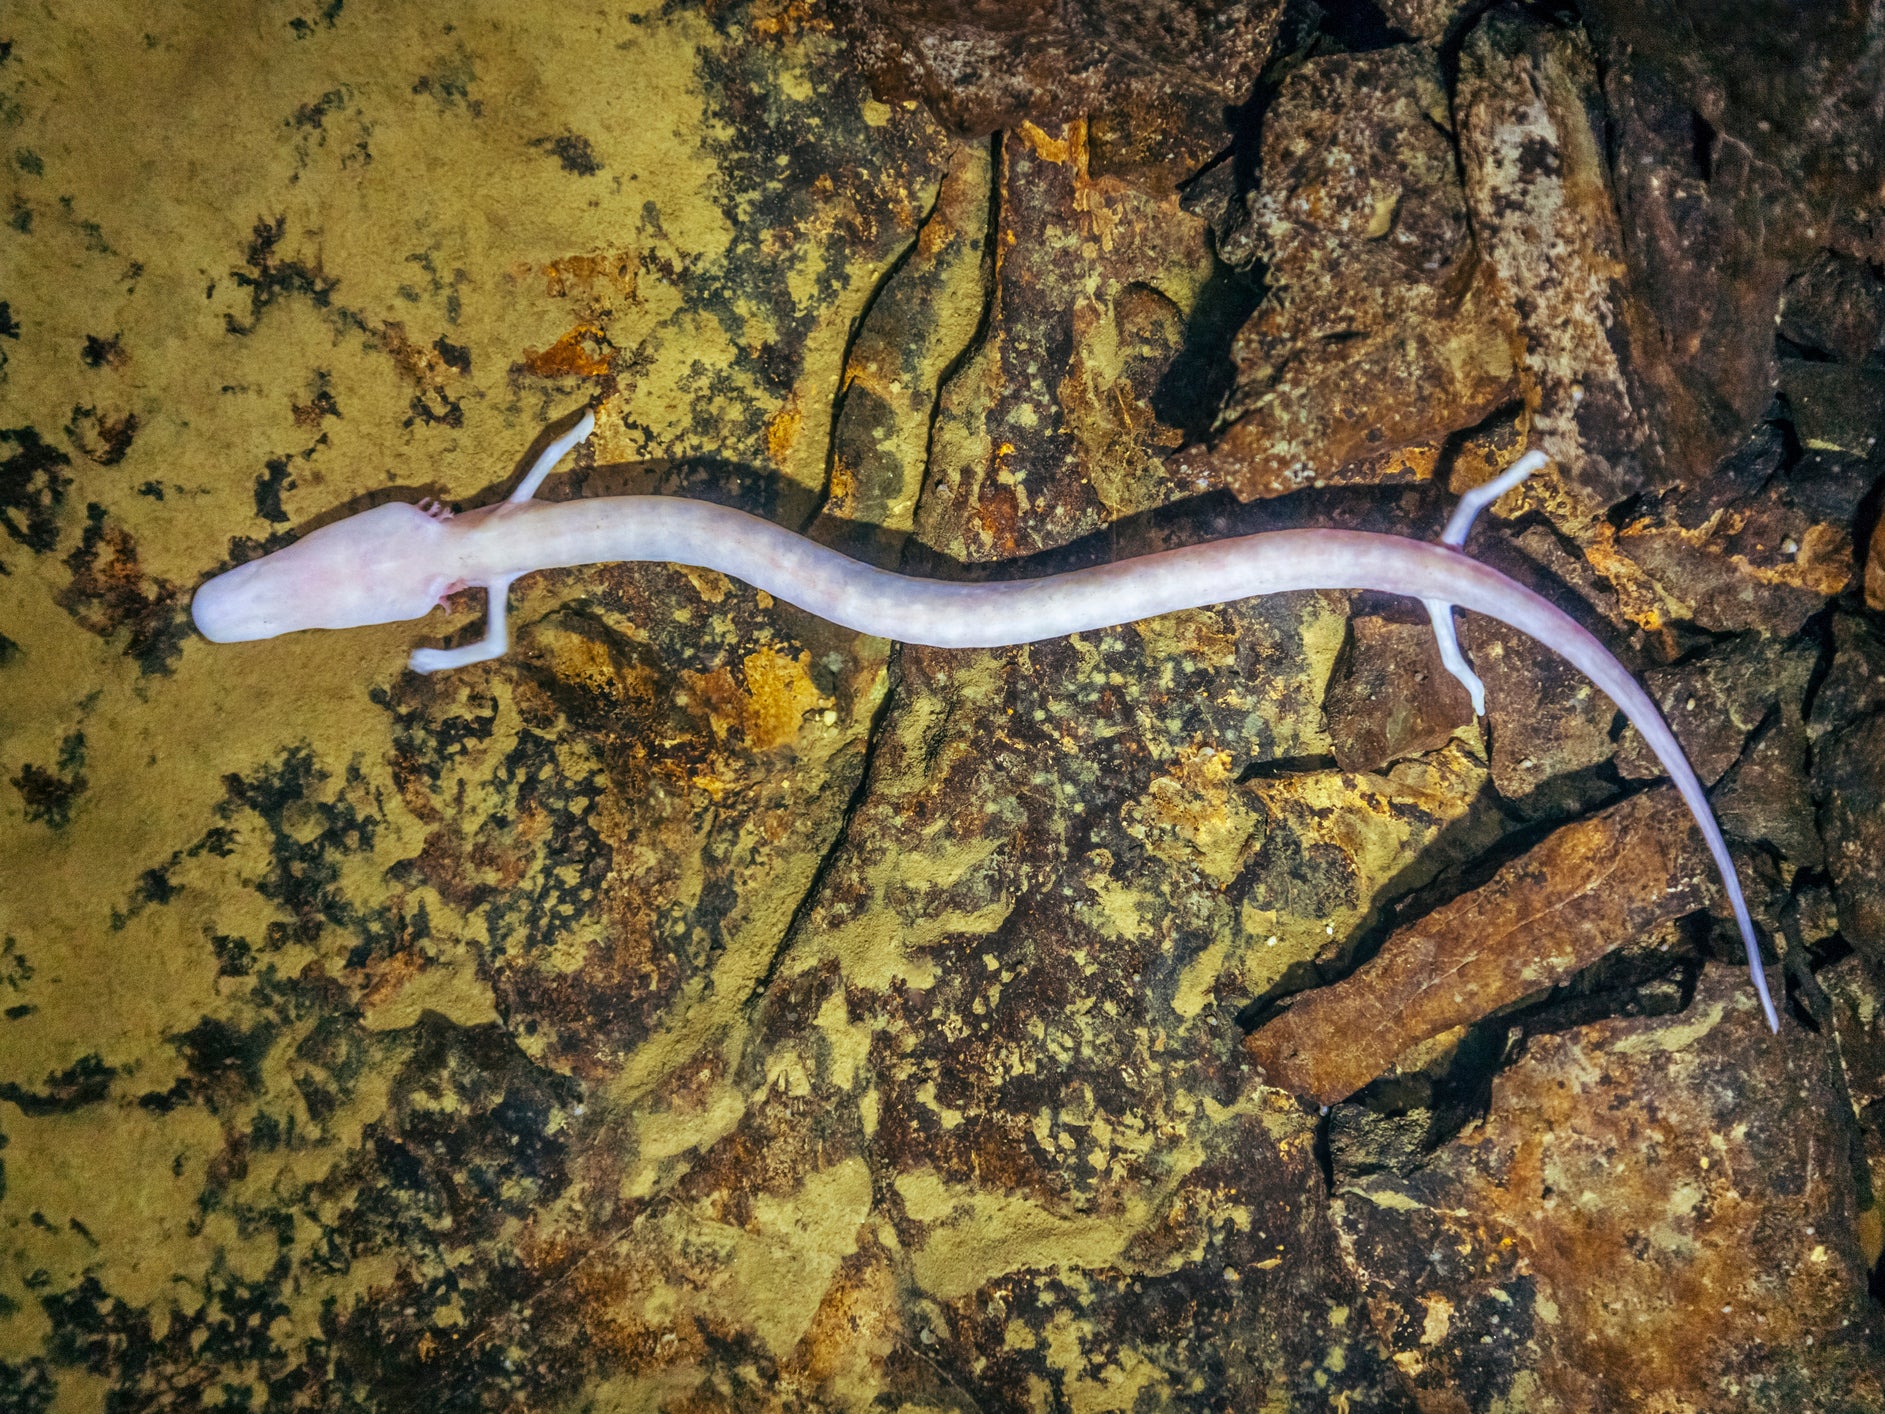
(192, 410), (1781, 1032)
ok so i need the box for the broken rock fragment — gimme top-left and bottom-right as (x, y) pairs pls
(1245, 787), (1718, 1105)
(1456, 8), (1658, 505)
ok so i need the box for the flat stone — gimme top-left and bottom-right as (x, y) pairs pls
(1462, 615), (1618, 814)
(1598, 53), (1788, 483)
(1781, 252), (1885, 363)
(1323, 613), (1475, 775)
(1457, 9), (1658, 504)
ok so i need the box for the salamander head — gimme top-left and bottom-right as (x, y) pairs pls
(192, 501), (454, 643)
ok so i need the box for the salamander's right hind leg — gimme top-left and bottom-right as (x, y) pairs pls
(1426, 448), (1551, 716)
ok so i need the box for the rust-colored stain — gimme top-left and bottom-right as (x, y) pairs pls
(519, 322), (616, 380)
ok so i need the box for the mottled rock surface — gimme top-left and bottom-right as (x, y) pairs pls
(827, 0), (1283, 181)
(1332, 967), (1885, 1411)
(1457, 10), (1657, 505)
(2, 2), (1882, 1411)
(1191, 46), (1519, 501)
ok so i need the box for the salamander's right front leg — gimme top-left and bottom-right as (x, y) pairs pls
(409, 575), (517, 674)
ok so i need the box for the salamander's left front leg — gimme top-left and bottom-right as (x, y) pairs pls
(1427, 448), (1551, 716)
(409, 575), (518, 674)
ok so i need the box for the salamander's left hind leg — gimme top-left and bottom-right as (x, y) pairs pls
(1425, 448), (1550, 716)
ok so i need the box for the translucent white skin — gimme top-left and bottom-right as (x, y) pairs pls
(191, 422), (1780, 1031)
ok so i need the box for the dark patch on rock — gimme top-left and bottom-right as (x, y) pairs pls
(9, 729), (87, 829)
(0, 1359), (54, 1414)
(530, 131), (599, 176)
(0, 424), (73, 557)
(432, 335), (470, 373)
(65, 405), (138, 466)
(55, 503), (189, 674)
(224, 214), (339, 336)
(78, 332), (125, 369)
(0, 1053), (117, 1115)
(252, 455), (294, 522)
(164, 1015), (277, 1113)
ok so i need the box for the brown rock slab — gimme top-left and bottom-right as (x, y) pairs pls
(1462, 615), (1618, 814)
(1323, 612), (1475, 775)
(1781, 251), (1885, 364)
(1712, 711), (1823, 869)
(1811, 611), (1885, 735)
(1457, 9), (1658, 505)
(1582, 0), (1885, 230)
(1331, 964), (1885, 1410)
(1597, 50), (1789, 484)
(1614, 475), (1853, 636)
(828, 0), (1283, 180)
(1245, 787), (1719, 1105)
(1616, 631), (1818, 788)
(1186, 46), (1520, 501)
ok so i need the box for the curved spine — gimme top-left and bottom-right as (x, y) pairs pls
(438, 494), (1779, 1032)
